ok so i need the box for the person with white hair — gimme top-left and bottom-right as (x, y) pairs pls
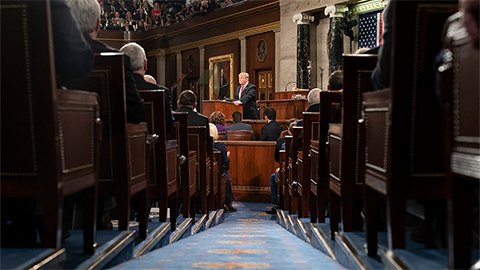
(120, 42), (174, 135)
(66, 0), (145, 124)
(296, 88), (321, 127)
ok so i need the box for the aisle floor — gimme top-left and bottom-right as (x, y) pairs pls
(110, 202), (347, 269)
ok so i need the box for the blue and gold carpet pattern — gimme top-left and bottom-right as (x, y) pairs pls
(110, 202), (346, 269)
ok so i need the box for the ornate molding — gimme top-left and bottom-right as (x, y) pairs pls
(292, 13), (314, 24)
(350, 0), (386, 15)
(146, 48), (166, 57)
(147, 21), (280, 57)
(324, 5), (348, 18)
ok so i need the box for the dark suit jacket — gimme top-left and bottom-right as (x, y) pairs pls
(259, 120), (283, 141)
(226, 122), (255, 140)
(234, 83), (258, 119)
(121, 25), (134, 31)
(133, 73), (174, 135)
(51, 0), (94, 81)
(176, 107), (211, 151)
(85, 35), (145, 124)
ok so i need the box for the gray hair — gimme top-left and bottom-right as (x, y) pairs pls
(307, 88), (320, 104)
(119, 42), (146, 71)
(66, 0), (100, 34)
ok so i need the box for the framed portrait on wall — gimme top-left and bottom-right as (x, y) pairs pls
(208, 54), (233, 100)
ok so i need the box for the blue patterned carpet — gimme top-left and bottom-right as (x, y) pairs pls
(109, 202), (346, 269)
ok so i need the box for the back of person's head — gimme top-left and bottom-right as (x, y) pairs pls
(264, 107), (276, 121)
(287, 118), (297, 134)
(209, 111), (225, 125)
(144, 74), (156, 84)
(119, 42), (146, 71)
(67, 0), (101, 34)
(307, 88), (320, 104)
(179, 90), (197, 108)
(209, 123), (219, 141)
(328, 70), (343, 91)
(232, 111), (242, 123)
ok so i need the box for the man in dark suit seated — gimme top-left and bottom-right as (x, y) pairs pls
(107, 18), (121, 30)
(121, 20), (134, 31)
(233, 72), (259, 119)
(176, 90), (211, 151)
(259, 107), (283, 141)
(225, 111), (255, 140)
(68, 0), (145, 124)
(120, 42), (174, 135)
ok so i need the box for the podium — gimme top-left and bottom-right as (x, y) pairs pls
(203, 100), (242, 120)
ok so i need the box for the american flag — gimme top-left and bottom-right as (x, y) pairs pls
(358, 10), (384, 49)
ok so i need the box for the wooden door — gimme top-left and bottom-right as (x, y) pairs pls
(257, 70), (273, 101)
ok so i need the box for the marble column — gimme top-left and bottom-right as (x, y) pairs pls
(325, 5), (348, 75)
(199, 46), (205, 112)
(293, 13), (314, 90)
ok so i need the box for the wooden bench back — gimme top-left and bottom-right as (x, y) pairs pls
(1, 0), (101, 251)
(188, 126), (211, 214)
(226, 130), (255, 141)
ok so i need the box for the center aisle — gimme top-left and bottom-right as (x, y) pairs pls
(110, 202), (347, 269)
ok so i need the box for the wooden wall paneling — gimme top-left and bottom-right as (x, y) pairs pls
(147, 55), (157, 82)
(181, 48), (200, 104)
(224, 141), (277, 202)
(247, 32), (276, 100)
(205, 39), (240, 92)
(166, 53), (178, 109)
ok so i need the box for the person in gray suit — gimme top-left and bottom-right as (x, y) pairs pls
(225, 111), (255, 140)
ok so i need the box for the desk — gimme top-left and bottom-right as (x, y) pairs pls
(223, 141), (277, 202)
(224, 120), (288, 141)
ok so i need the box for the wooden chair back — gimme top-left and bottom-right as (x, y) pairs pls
(327, 55), (377, 240)
(188, 126), (211, 215)
(296, 112), (319, 218)
(0, 0), (101, 253)
(173, 112), (197, 221)
(138, 90), (178, 231)
(283, 136), (293, 213)
(361, 0), (457, 256)
(440, 11), (479, 269)
(61, 53), (149, 236)
(218, 132), (226, 140)
(226, 130), (255, 141)
(210, 139), (219, 211)
(310, 91), (342, 223)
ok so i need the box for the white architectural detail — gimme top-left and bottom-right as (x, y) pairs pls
(324, 5), (348, 18)
(292, 13), (314, 24)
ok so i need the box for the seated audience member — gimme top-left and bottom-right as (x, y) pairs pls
(151, 1), (162, 18)
(226, 111), (255, 140)
(209, 111), (228, 133)
(133, 7), (148, 21)
(52, 0), (95, 81)
(266, 119), (297, 214)
(136, 20), (145, 31)
(296, 88), (320, 127)
(209, 124), (237, 213)
(259, 107), (283, 141)
(121, 20), (134, 31)
(68, 0), (145, 124)
(176, 90), (211, 151)
(120, 42), (174, 135)
(144, 74), (157, 84)
(107, 18), (121, 30)
(328, 70), (343, 91)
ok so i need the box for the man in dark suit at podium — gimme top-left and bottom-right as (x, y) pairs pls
(233, 72), (258, 119)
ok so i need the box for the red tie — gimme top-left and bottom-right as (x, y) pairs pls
(240, 85), (245, 98)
